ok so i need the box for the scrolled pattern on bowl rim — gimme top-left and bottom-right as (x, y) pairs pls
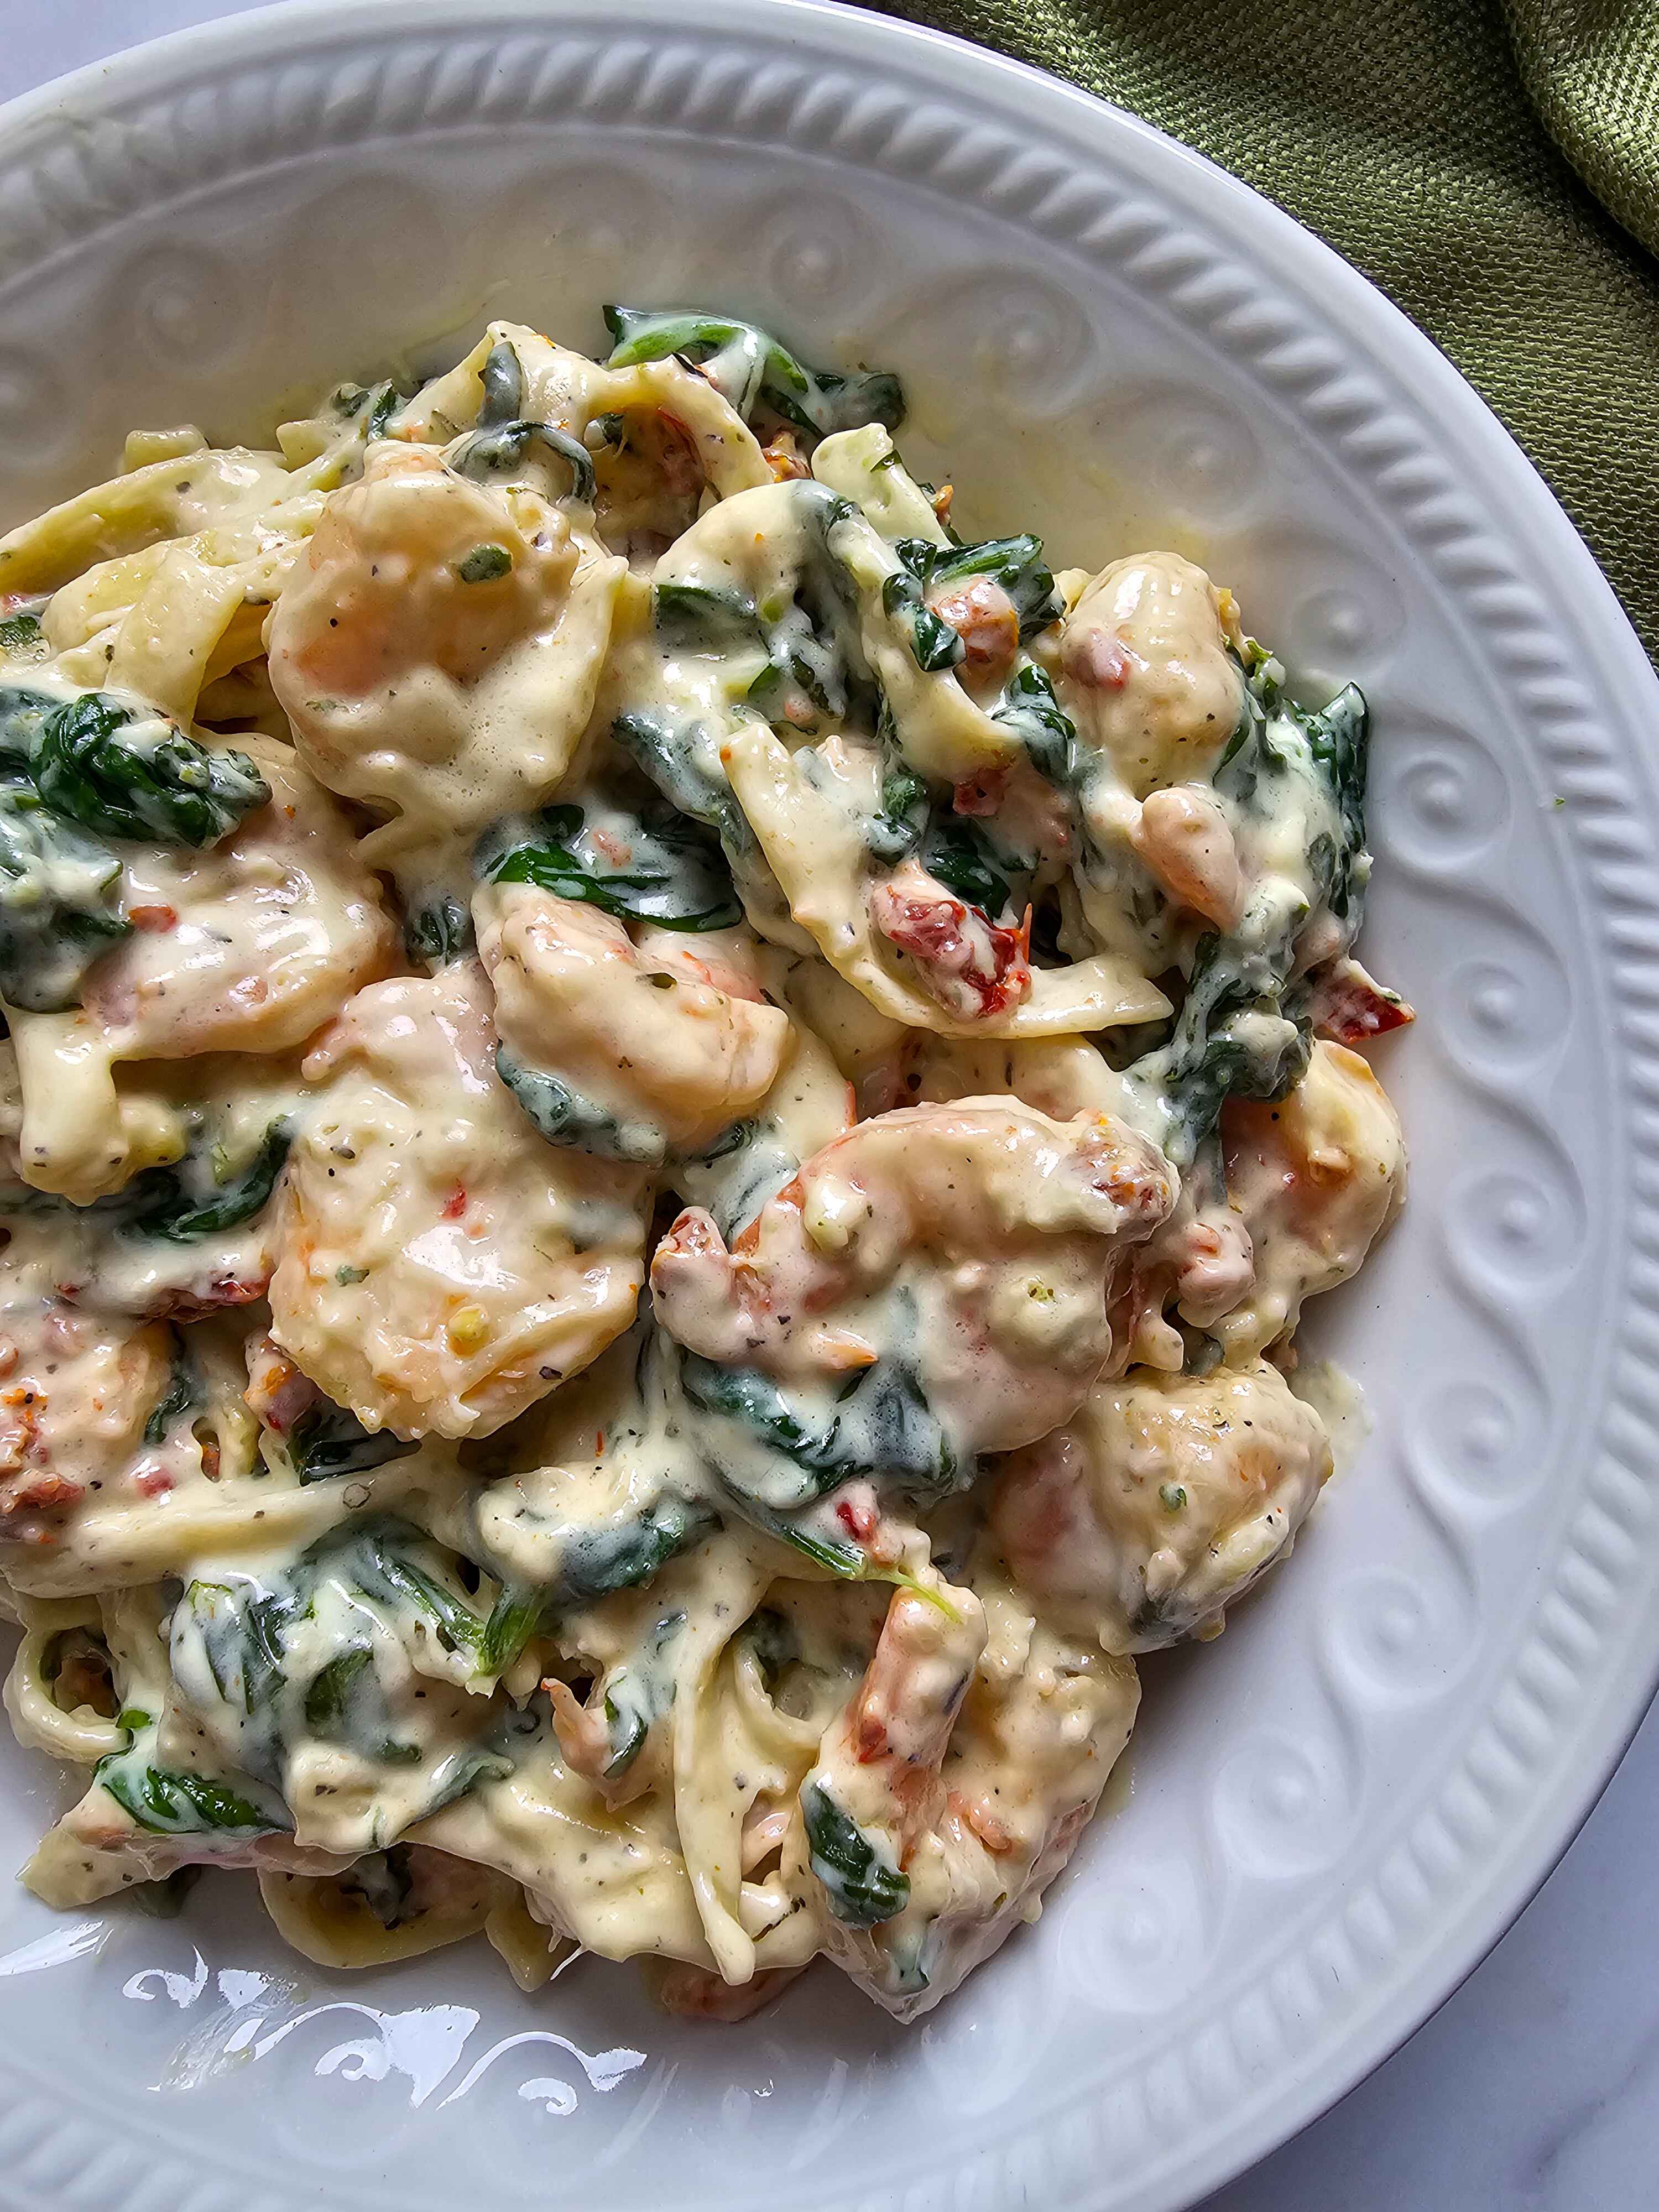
(0, 6), (1656, 2211)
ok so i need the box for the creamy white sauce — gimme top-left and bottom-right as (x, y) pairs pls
(0, 309), (1406, 2022)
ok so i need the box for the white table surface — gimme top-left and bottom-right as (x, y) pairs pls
(3, 4), (1657, 2206)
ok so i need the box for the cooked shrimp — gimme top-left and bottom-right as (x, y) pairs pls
(1108, 1142), (1258, 1373)
(810, 1584), (988, 1857)
(870, 857), (1032, 1022)
(544, 1678), (615, 1787)
(629, 924), (774, 1005)
(1056, 553), (1245, 799)
(268, 962), (649, 1440)
(0, 1293), (171, 1551)
(273, 442), (577, 696)
(9, 746), (395, 1203)
(800, 1559), (1137, 2019)
(653, 1099), (1177, 1455)
(796, 1581), (986, 1950)
(267, 441), (624, 869)
(929, 577), (1020, 695)
(1215, 1040), (1405, 1358)
(476, 880), (790, 1159)
(991, 1358), (1333, 1652)
(1131, 784), (1245, 928)
(943, 1579), (1135, 1873)
(91, 745), (394, 1060)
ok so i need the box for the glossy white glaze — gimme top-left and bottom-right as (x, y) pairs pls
(0, 9), (1653, 2212)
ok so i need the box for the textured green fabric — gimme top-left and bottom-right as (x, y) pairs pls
(858, 0), (1659, 662)
(1507, 0), (1659, 258)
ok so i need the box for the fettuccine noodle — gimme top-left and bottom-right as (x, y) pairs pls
(0, 309), (1406, 2021)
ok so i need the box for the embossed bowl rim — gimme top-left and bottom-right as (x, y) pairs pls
(2, 2), (1659, 2208)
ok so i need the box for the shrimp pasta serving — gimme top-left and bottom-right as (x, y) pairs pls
(0, 309), (1408, 2022)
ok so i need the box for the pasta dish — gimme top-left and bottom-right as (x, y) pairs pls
(0, 310), (1407, 2021)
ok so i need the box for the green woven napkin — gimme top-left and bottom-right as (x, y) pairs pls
(859, 0), (1659, 663)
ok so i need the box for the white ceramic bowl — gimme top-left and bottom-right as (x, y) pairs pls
(0, 6), (1656, 2208)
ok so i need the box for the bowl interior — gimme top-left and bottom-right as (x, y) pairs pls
(0, 11), (1651, 2212)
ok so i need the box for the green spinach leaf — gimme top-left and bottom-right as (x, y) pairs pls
(993, 661), (1076, 785)
(143, 1340), (199, 1447)
(1301, 682), (1369, 921)
(447, 419), (596, 502)
(890, 533), (1062, 648)
(603, 307), (904, 438)
(920, 814), (1023, 919)
(476, 340), (525, 429)
(1139, 660), (1372, 1163)
(35, 692), (269, 847)
(479, 796), (741, 932)
(494, 1046), (666, 1166)
(681, 1353), (958, 1507)
(865, 767), (929, 865)
(0, 780), (131, 1011)
(340, 1844), (417, 1927)
(602, 1693), (648, 1776)
(289, 1397), (418, 1484)
(801, 1780), (909, 1926)
(612, 709), (751, 853)
(1148, 925), (1311, 1164)
(403, 890), (473, 968)
(130, 1865), (204, 1917)
(880, 567), (964, 672)
(96, 1747), (280, 1838)
(653, 582), (767, 653)
(113, 1119), (293, 1244)
(302, 1645), (374, 1734)
(479, 1493), (718, 1669)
